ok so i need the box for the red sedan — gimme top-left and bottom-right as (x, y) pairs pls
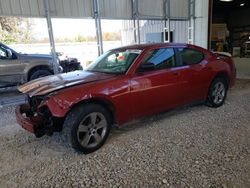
(16, 43), (236, 153)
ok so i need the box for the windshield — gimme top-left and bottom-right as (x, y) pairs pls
(86, 49), (142, 74)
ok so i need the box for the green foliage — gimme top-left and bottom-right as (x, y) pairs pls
(0, 31), (17, 44)
(75, 34), (96, 42)
(75, 34), (87, 42)
(102, 32), (121, 41)
(0, 16), (33, 44)
(0, 16), (122, 44)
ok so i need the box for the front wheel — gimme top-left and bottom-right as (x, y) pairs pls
(206, 77), (228, 107)
(63, 104), (112, 154)
(29, 69), (52, 81)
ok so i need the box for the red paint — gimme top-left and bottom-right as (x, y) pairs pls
(15, 105), (36, 133)
(16, 43), (236, 135)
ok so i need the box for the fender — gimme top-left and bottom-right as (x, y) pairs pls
(44, 78), (131, 125)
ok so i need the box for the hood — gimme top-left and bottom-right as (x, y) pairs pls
(18, 71), (115, 97)
(19, 53), (52, 61)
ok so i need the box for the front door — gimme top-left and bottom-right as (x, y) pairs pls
(130, 47), (185, 119)
(0, 45), (23, 87)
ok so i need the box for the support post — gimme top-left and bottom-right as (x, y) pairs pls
(94, 0), (103, 55)
(164, 0), (171, 43)
(133, 19), (137, 43)
(188, 0), (195, 44)
(132, 0), (140, 44)
(207, 0), (213, 49)
(136, 18), (140, 44)
(43, 0), (59, 74)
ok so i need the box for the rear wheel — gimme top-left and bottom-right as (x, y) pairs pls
(206, 77), (228, 107)
(63, 104), (112, 154)
(29, 69), (52, 81)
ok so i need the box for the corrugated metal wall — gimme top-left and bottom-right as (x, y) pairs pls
(194, 0), (209, 48)
(121, 20), (189, 45)
(170, 0), (189, 19)
(140, 20), (189, 43)
(49, 0), (92, 18)
(0, 0), (190, 19)
(138, 0), (165, 19)
(99, 0), (132, 19)
(0, 0), (93, 18)
(0, 0), (42, 17)
(172, 21), (189, 42)
(137, 0), (189, 19)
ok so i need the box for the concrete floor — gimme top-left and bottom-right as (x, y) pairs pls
(234, 58), (250, 79)
(0, 87), (25, 107)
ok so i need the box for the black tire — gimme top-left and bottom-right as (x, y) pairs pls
(63, 104), (112, 154)
(206, 77), (228, 107)
(29, 69), (52, 81)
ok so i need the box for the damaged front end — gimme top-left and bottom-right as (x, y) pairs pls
(15, 70), (113, 138)
(16, 95), (64, 138)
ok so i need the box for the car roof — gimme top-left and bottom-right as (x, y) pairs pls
(111, 43), (189, 51)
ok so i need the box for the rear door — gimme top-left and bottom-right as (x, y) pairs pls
(177, 47), (213, 102)
(130, 47), (185, 119)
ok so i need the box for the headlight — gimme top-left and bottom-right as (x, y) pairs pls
(45, 91), (58, 100)
(58, 65), (63, 73)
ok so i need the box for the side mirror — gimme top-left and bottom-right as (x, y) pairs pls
(138, 62), (155, 72)
(6, 49), (13, 59)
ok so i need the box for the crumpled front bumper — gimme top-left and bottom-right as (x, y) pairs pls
(15, 104), (44, 135)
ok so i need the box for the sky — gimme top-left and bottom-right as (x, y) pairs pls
(32, 18), (123, 39)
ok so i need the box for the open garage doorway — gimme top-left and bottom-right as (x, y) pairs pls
(210, 0), (250, 79)
(210, 0), (250, 57)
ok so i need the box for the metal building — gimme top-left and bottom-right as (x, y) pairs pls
(0, 0), (210, 70)
(121, 20), (189, 45)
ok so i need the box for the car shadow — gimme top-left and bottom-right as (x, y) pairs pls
(108, 102), (205, 142)
(35, 101), (205, 154)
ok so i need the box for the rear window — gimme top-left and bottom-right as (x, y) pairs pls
(178, 48), (204, 65)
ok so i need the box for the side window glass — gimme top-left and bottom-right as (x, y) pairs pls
(0, 47), (7, 59)
(142, 48), (176, 70)
(178, 48), (204, 65)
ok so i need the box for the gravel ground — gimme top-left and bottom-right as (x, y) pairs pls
(0, 79), (250, 188)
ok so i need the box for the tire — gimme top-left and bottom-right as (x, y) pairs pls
(206, 77), (228, 107)
(29, 69), (52, 81)
(63, 104), (112, 154)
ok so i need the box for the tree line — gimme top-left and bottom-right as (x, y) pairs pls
(0, 17), (33, 44)
(0, 17), (121, 44)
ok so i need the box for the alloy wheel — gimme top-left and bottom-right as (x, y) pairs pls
(77, 112), (107, 148)
(212, 82), (226, 105)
